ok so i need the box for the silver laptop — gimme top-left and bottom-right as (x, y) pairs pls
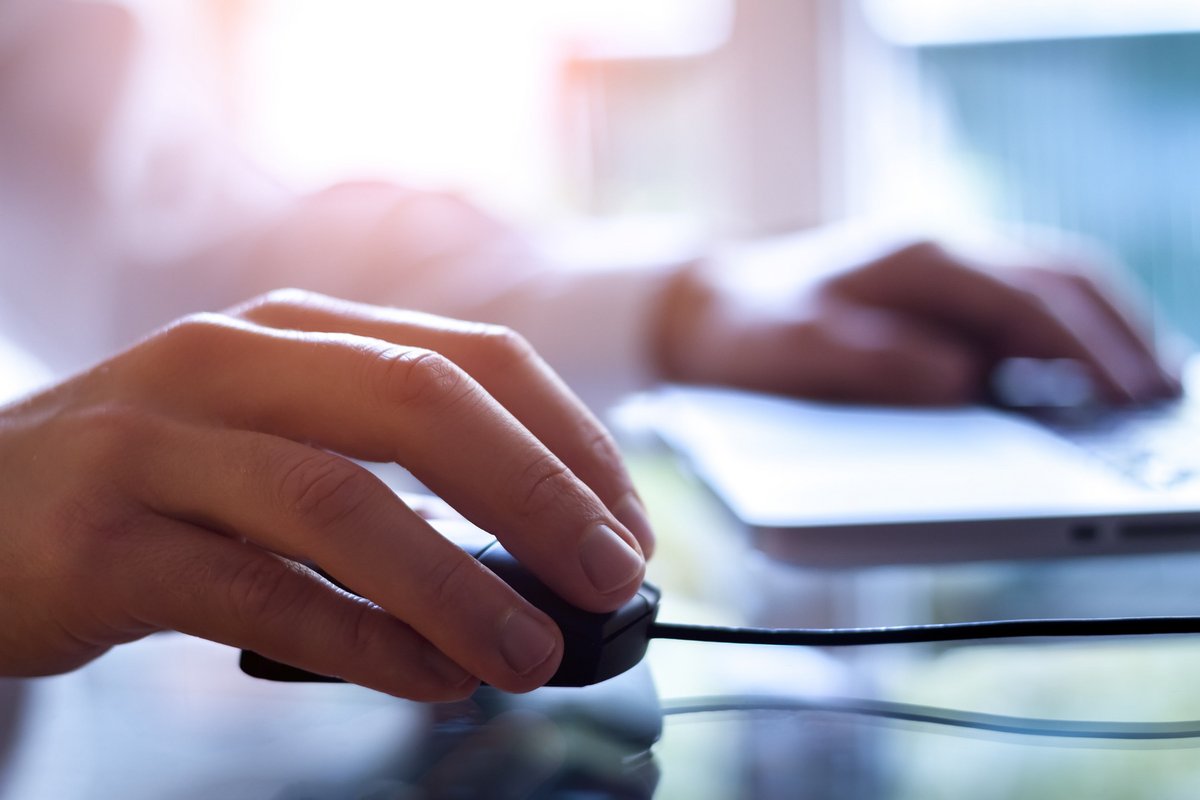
(623, 359), (1200, 567)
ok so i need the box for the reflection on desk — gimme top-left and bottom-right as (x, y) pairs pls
(8, 629), (1200, 798)
(0, 633), (661, 800)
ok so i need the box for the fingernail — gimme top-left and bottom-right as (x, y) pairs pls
(499, 609), (558, 677)
(613, 492), (656, 557)
(579, 523), (645, 595)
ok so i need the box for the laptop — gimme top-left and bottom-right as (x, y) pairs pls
(621, 359), (1200, 568)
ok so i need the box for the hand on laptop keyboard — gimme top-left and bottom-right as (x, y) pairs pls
(1044, 397), (1200, 489)
(653, 229), (1180, 408)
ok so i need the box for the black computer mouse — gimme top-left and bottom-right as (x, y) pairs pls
(240, 535), (661, 688)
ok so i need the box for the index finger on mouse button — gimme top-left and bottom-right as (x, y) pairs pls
(235, 294), (655, 555)
(137, 426), (564, 693)
(125, 318), (645, 617)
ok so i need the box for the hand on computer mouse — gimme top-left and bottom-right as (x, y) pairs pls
(242, 533), (662, 688)
(655, 227), (1179, 406)
(0, 289), (652, 700)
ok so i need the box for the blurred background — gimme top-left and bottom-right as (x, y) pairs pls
(124, 0), (1200, 335)
(8, 7), (1200, 796)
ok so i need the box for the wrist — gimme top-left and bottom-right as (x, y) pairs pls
(650, 259), (721, 385)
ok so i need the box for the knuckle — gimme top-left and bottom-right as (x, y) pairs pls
(372, 347), (473, 411)
(871, 239), (952, 287)
(227, 557), (308, 628)
(276, 452), (377, 530)
(232, 288), (316, 319)
(257, 287), (320, 309)
(153, 312), (240, 360)
(421, 552), (481, 610)
(1011, 283), (1055, 318)
(341, 598), (386, 662)
(133, 313), (245, 381)
(827, 238), (950, 298)
(584, 427), (626, 480)
(1061, 270), (1097, 294)
(473, 325), (538, 369)
(507, 453), (575, 520)
(891, 238), (948, 266)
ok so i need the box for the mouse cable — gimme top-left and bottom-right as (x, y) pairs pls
(649, 615), (1200, 646)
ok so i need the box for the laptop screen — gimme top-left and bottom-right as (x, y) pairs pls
(914, 31), (1200, 349)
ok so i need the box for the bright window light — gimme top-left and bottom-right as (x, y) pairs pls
(864, 0), (1200, 45)
(233, 0), (729, 220)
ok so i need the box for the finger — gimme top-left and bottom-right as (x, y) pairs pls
(1014, 269), (1168, 402)
(111, 518), (480, 701)
(113, 314), (646, 615)
(835, 243), (1142, 403)
(784, 303), (981, 406)
(132, 423), (566, 692)
(233, 290), (655, 555)
(1037, 268), (1179, 398)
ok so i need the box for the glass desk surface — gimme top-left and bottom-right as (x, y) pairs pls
(5, 453), (1200, 799)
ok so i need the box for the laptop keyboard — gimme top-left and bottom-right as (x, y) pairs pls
(1042, 399), (1200, 489)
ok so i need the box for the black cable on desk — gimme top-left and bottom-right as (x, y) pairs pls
(649, 615), (1200, 647)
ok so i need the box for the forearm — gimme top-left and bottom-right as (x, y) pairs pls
(198, 184), (692, 411)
